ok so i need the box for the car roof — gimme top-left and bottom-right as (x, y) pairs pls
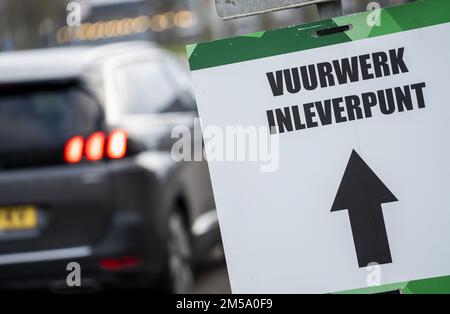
(0, 41), (162, 84)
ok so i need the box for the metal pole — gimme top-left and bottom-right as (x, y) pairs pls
(316, 0), (343, 19)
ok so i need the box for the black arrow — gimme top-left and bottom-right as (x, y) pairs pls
(331, 150), (398, 268)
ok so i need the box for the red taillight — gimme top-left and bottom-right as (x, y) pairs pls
(64, 129), (127, 164)
(85, 132), (105, 161)
(107, 129), (127, 159)
(64, 136), (84, 164)
(99, 256), (141, 271)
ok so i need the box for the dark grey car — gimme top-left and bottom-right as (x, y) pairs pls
(0, 42), (219, 293)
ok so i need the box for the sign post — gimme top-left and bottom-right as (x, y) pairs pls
(316, 1), (343, 18)
(215, 0), (341, 19)
(188, 0), (450, 293)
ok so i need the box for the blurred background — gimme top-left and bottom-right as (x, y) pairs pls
(0, 0), (412, 294)
(0, 0), (412, 52)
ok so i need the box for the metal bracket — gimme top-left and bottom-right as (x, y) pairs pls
(316, 0), (343, 18)
(215, 0), (342, 20)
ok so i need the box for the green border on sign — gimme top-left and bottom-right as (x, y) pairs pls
(338, 275), (450, 294)
(188, 0), (450, 71)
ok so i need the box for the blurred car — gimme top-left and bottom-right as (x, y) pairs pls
(0, 42), (219, 293)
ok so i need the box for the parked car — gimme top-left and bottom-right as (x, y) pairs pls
(0, 42), (219, 293)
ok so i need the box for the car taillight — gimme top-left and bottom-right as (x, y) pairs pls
(64, 136), (84, 164)
(64, 129), (127, 164)
(85, 131), (105, 161)
(107, 129), (127, 159)
(99, 256), (141, 271)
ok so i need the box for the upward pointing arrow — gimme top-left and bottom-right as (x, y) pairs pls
(331, 150), (398, 268)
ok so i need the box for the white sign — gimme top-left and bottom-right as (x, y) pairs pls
(191, 19), (450, 293)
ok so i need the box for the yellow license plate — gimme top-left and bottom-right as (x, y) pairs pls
(0, 205), (38, 231)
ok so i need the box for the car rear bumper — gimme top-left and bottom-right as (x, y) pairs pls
(0, 210), (165, 291)
(0, 215), (169, 292)
(0, 158), (170, 290)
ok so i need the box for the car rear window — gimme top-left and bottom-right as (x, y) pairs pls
(0, 81), (102, 152)
(0, 81), (103, 169)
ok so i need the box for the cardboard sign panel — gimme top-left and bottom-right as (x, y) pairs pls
(188, 0), (450, 293)
(215, 0), (332, 18)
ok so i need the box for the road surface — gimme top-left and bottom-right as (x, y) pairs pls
(194, 245), (231, 294)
